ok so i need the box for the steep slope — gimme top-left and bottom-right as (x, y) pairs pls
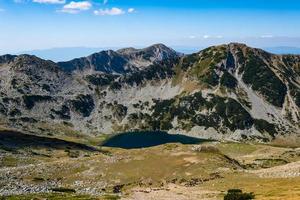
(58, 50), (129, 73)
(0, 54), (89, 131)
(0, 43), (299, 142)
(164, 43), (300, 139)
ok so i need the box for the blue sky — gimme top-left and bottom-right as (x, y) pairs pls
(1, 0), (300, 54)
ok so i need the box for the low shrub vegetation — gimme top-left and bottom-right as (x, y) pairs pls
(224, 189), (255, 200)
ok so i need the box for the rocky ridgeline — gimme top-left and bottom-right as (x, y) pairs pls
(0, 43), (299, 141)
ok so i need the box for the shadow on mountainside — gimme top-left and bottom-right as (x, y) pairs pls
(101, 131), (210, 149)
(0, 130), (98, 151)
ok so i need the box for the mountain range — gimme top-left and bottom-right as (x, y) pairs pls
(0, 43), (299, 141)
(19, 46), (300, 62)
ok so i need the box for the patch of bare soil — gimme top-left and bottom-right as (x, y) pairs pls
(122, 184), (221, 200)
(249, 161), (300, 178)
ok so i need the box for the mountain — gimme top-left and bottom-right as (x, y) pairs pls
(57, 44), (180, 73)
(19, 47), (111, 62)
(19, 45), (186, 63)
(265, 46), (300, 55)
(0, 43), (299, 142)
(19, 46), (300, 63)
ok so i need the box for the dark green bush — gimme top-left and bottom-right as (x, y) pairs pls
(254, 119), (277, 138)
(221, 71), (238, 89)
(66, 150), (80, 158)
(70, 94), (94, 117)
(51, 105), (71, 120)
(121, 63), (174, 87)
(23, 95), (53, 109)
(289, 83), (300, 107)
(202, 69), (219, 86)
(52, 187), (76, 193)
(180, 53), (200, 70)
(86, 74), (117, 86)
(242, 54), (287, 107)
(224, 189), (255, 200)
(214, 98), (253, 131)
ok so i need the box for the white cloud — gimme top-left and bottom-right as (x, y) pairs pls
(203, 35), (223, 39)
(128, 8), (135, 13)
(33, 0), (65, 4)
(60, 1), (92, 14)
(94, 7), (125, 16)
(188, 35), (196, 39)
(260, 35), (273, 38)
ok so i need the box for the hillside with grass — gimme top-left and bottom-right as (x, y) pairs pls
(0, 129), (299, 199)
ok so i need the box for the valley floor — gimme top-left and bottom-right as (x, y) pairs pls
(0, 130), (300, 200)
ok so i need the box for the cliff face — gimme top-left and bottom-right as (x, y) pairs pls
(0, 43), (299, 141)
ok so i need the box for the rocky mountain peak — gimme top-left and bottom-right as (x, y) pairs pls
(117, 43), (177, 56)
(0, 54), (17, 65)
(144, 43), (175, 52)
(117, 43), (180, 60)
(116, 47), (138, 54)
(228, 42), (248, 48)
(8, 54), (59, 73)
(143, 43), (180, 61)
(58, 44), (181, 74)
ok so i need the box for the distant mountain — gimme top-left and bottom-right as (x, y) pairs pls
(0, 43), (299, 142)
(20, 47), (115, 62)
(264, 46), (300, 55)
(19, 45), (182, 63)
(19, 46), (300, 63)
